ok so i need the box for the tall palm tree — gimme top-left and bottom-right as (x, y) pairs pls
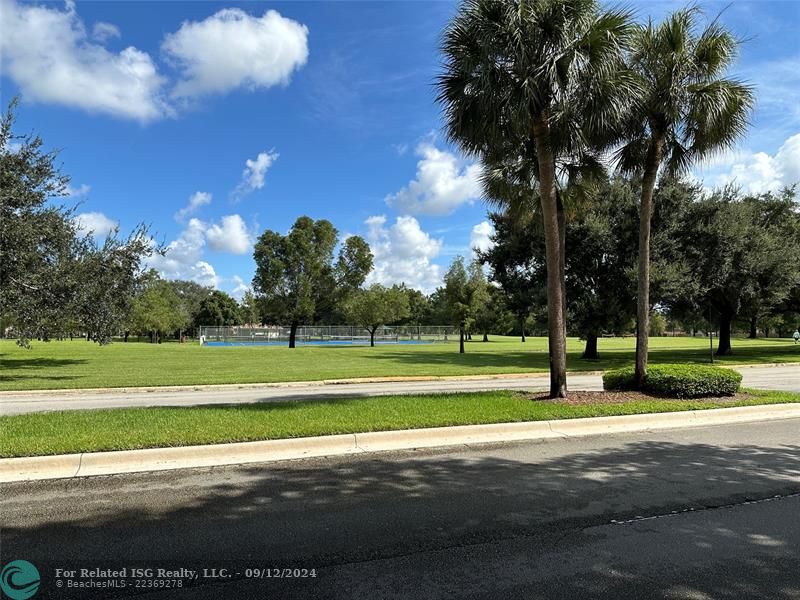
(617, 8), (754, 385)
(481, 145), (606, 349)
(437, 0), (634, 398)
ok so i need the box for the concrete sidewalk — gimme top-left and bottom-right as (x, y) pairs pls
(1, 364), (798, 415)
(3, 402), (799, 483)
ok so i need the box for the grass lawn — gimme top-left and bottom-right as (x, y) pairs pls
(2, 389), (798, 457)
(1, 336), (799, 391)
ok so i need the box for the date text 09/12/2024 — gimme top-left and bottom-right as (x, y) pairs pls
(53, 568), (318, 579)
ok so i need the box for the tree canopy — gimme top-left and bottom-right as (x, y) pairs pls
(0, 99), (153, 346)
(195, 290), (243, 328)
(252, 216), (373, 347)
(671, 187), (800, 355)
(129, 279), (187, 343)
(342, 284), (410, 346)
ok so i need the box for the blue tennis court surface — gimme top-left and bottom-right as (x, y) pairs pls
(204, 339), (436, 347)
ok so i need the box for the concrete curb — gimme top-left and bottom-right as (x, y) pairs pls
(3, 403), (800, 483)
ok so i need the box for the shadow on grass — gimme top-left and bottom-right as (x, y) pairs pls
(0, 356), (87, 384)
(2, 438), (799, 598)
(0, 356), (87, 369)
(361, 344), (800, 373)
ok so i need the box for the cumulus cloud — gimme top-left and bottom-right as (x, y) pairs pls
(0, 0), (169, 122)
(364, 215), (443, 292)
(174, 191), (212, 222)
(92, 21), (120, 42)
(0, 2), (310, 121)
(233, 150), (279, 199)
(206, 214), (252, 254)
(184, 261), (219, 288)
(162, 8), (309, 98)
(147, 218), (220, 287)
(74, 211), (117, 239)
(66, 183), (91, 198)
(385, 142), (482, 216)
(697, 133), (800, 194)
(470, 221), (495, 256)
(230, 275), (250, 299)
(147, 214), (253, 286)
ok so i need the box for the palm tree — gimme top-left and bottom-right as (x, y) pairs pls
(617, 8), (754, 384)
(437, 0), (634, 397)
(481, 143), (607, 351)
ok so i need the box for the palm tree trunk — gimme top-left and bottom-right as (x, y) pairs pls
(533, 114), (567, 398)
(557, 193), (567, 343)
(634, 132), (665, 389)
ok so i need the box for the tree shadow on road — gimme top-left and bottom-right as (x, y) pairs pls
(3, 437), (800, 599)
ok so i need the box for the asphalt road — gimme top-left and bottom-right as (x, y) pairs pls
(2, 418), (799, 599)
(1, 365), (798, 415)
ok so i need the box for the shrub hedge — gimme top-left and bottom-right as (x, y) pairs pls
(602, 364), (742, 398)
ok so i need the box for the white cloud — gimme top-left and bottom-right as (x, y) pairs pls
(174, 191), (212, 222)
(470, 221), (495, 256)
(206, 214), (252, 255)
(147, 214), (253, 286)
(186, 261), (219, 288)
(364, 215), (443, 292)
(66, 183), (91, 198)
(385, 143), (482, 216)
(162, 8), (309, 98)
(92, 21), (120, 42)
(697, 133), (800, 194)
(0, 2), (309, 122)
(74, 211), (117, 238)
(147, 218), (220, 287)
(0, 0), (169, 122)
(233, 150), (278, 199)
(230, 275), (250, 299)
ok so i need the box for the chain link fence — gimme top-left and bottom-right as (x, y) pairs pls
(199, 325), (459, 345)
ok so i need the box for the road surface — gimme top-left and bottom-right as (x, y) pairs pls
(1, 365), (798, 415)
(2, 418), (799, 598)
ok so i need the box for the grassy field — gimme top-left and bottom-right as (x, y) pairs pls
(1, 336), (798, 391)
(2, 388), (798, 457)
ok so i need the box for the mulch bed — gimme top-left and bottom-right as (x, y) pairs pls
(529, 390), (754, 405)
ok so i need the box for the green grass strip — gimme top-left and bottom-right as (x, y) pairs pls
(2, 389), (799, 458)
(2, 336), (799, 391)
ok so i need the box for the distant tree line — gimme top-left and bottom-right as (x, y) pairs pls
(3, 97), (799, 358)
(7, 1), (798, 404)
(479, 176), (800, 359)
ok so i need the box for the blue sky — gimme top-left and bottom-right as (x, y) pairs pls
(2, 0), (798, 296)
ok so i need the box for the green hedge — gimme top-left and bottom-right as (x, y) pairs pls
(603, 364), (742, 398)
